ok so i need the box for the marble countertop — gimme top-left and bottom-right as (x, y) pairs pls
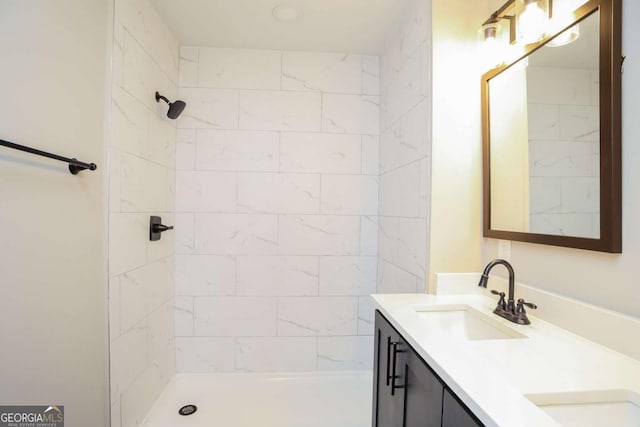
(371, 293), (640, 427)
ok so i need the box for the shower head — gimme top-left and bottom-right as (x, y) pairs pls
(155, 91), (187, 120)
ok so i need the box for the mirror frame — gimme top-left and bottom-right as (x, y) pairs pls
(481, 0), (622, 253)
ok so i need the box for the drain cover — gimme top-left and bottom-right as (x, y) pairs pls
(178, 404), (197, 416)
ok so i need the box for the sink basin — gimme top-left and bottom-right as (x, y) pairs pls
(413, 305), (526, 341)
(526, 390), (640, 427)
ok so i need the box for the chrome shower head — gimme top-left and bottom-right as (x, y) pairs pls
(155, 91), (187, 120)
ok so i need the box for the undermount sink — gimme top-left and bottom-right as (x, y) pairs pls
(413, 305), (526, 341)
(526, 390), (640, 427)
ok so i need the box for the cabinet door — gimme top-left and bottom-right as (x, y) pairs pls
(442, 389), (484, 427)
(403, 348), (444, 427)
(373, 311), (406, 427)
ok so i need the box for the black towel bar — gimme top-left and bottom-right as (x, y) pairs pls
(0, 138), (97, 175)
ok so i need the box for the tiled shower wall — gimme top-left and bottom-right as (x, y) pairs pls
(527, 66), (600, 238)
(378, 0), (432, 292)
(108, 0), (178, 425)
(174, 48), (380, 372)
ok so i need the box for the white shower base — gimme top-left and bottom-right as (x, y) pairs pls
(142, 371), (373, 427)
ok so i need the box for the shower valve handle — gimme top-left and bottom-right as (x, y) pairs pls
(152, 224), (174, 233)
(150, 216), (174, 241)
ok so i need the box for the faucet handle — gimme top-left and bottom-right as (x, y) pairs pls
(491, 290), (507, 311)
(517, 298), (537, 310)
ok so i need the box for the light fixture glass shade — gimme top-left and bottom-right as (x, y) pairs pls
(518, 0), (548, 43)
(478, 22), (504, 70)
(546, 24), (580, 47)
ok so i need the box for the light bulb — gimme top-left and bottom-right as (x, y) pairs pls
(518, 0), (548, 43)
(546, 24), (580, 47)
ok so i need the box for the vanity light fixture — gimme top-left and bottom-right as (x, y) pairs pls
(518, 0), (550, 43)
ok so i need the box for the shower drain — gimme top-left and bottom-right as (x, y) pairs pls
(178, 404), (198, 416)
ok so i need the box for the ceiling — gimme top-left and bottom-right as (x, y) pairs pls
(148, 0), (409, 54)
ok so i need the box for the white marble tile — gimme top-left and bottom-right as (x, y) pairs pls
(319, 256), (377, 296)
(115, 0), (154, 53)
(395, 218), (427, 278)
(174, 213), (194, 254)
(175, 337), (235, 373)
(362, 56), (380, 96)
(529, 213), (595, 238)
(109, 213), (148, 276)
(194, 297), (277, 336)
(175, 254), (235, 296)
(236, 256), (319, 296)
(149, 12), (179, 84)
(282, 52), (362, 93)
(377, 260), (420, 293)
(529, 141), (594, 177)
(235, 337), (317, 372)
(360, 216), (379, 257)
(322, 94), (380, 135)
(237, 173), (320, 214)
(559, 105), (600, 142)
(198, 48), (282, 90)
(144, 301), (175, 359)
(109, 150), (122, 213)
(176, 129), (196, 170)
(176, 171), (236, 212)
(277, 297), (358, 336)
(179, 47), (198, 87)
(379, 122), (401, 173)
(112, 24), (125, 88)
(239, 90), (321, 131)
(118, 257), (174, 333)
(321, 175), (378, 215)
(109, 318), (151, 402)
(527, 66), (591, 106)
(177, 88), (239, 129)
(280, 132), (362, 174)
(380, 50), (424, 129)
(111, 400), (122, 427)
(120, 345), (175, 427)
(278, 215), (360, 256)
(122, 32), (175, 111)
(357, 296), (375, 336)
(111, 85), (150, 160)
(175, 296), (194, 337)
(418, 157), (430, 219)
(119, 153), (169, 213)
(147, 115), (177, 168)
(530, 177), (562, 214)
(377, 216), (399, 264)
(317, 336), (374, 370)
(379, 162), (421, 217)
(561, 177), (599, 213)
(361, 135), (379, 175)
(528, 103), (560, 141)
(196, 130), (279, 172)
(109, 276), (121, 343)
(195, 214), (278, 255)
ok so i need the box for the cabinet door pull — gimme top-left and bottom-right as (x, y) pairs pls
(386, 337), (392, 386)
(390, 342), (406, 396)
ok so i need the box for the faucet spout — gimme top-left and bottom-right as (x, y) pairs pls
(479, 259), (516, 313)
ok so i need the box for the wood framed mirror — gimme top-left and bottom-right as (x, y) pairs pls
(481, 0), (622, 252)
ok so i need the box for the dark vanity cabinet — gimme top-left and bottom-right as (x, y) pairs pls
(373, 311), (483, 427)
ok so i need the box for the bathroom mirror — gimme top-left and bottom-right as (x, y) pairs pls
(481, 0), (621, 252)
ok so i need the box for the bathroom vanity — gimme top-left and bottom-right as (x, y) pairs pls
(373, 310), (482, 427)
(370, 290), (640, 427)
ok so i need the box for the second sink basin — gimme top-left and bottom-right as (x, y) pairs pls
(526, 390), (640, 427)
(413, 305), (526, 341)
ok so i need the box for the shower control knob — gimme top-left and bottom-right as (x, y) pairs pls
(150, 215), (174, 241)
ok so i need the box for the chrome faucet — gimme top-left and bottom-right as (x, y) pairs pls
(477, 259), (537, 325)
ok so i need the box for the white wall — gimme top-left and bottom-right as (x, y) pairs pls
(378, 0), (432, 293)
(428, 0), (487, 290)
(483, 0), (640, 318)
(174, 47), (379, 372)
(108, 0), (178, 426)
(0, 1), (110, 426)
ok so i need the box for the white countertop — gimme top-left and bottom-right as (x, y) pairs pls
(371, 293), (640, 427)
